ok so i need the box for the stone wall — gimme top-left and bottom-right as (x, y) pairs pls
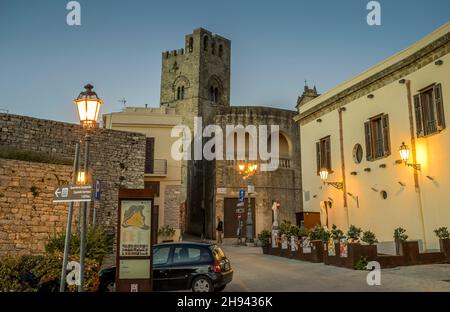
(215, 106), (302, 237)
(0, 113), (146, 255)
(0, 159), (73, 256)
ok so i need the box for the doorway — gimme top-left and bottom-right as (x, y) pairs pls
(223, 198), (256, 238)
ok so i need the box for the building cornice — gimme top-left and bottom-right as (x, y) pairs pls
(294, 31), (450, 125)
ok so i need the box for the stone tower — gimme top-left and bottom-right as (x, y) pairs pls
(160, 28), (231, 237)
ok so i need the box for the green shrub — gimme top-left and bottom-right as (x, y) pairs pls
(297, 226), (310, 238)
(45, 227), (113, 264)
(278, 220), (293, 237)
(434, 227), (450, 240)
(308, 225), (330, 242)
(355, 257), (369, 271)
(330, 224), (345, 241)
(347, 225), (362, 242)
(158, 225), (176, 238)
(257, 230), (271, 247)
(362, 231), (378, 245)
(393, 227), (408, 241)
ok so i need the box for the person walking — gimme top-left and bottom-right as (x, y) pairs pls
(216, 216), (223, 244)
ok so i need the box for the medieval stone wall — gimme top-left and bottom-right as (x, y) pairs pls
(215, 106), (302, 237)
(0, 159), (73, 256)
(0, 113), (146, 255)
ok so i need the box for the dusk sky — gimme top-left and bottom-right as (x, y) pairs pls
(0, 0), (449, 124)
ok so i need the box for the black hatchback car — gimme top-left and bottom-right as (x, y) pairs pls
(99, 242), (233, 292)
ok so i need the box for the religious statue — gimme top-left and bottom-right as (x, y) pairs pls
(271, 201), (280, 229)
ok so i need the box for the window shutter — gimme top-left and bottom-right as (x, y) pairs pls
(325, 137), (331, 170)
(381, 114), (391, 156)
(316, 142), (321, 175)
(434, 83), (445, 131)
(364, 121), (373, 161)
(414, 94), (424, 137)
(145, 137), (155, 174)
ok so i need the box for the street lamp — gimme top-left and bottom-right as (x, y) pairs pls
(319, 168), (343, 190)
(74, 84), (103, 129)
(74, 83), (102, 292)
(237, 162), (258, 244)
(399, 142), (421, 170)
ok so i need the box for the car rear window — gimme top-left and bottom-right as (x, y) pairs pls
(173, 247), (212, 264)
(210, 245), (226, 261)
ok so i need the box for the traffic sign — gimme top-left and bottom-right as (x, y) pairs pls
(239, 189), (245, 203)
(53, 185), (93, 203)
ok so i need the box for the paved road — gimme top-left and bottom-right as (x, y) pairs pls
(220, 245), (450, 292)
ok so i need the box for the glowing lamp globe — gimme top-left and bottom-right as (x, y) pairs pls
(399, 142), (410, 162)
(74, 84), (103, 128)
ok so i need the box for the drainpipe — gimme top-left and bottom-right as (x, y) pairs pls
(338, 108), (350, 228)
(405, 80), (427, 251)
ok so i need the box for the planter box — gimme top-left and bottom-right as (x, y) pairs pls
(400, 241), (420, 265)
(439, 239), (450, 262)
(280, 247), (293, 259)
(293, 240), (323, 263)
(262, 246), (270, 254)
(376, 254), (405, 268)
(324, 242), (377, 269)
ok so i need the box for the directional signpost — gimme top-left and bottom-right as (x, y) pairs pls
(53, 185), (93, 203)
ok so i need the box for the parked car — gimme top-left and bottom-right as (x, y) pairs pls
(99, 242), (233, 292)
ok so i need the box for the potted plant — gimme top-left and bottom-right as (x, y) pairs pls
(257, 230), (272, 254)
(346, 225), (362, 243)
(330, 224), (345, 243)
(434, 227), (450, 259)
(361, 230), (378, 245)
(393, 227), (408, 256)
(158, 225), (176, 242)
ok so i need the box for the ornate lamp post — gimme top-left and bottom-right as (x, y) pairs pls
(237, 162), (258, 243)
(319, 168), (343, 190)
(74, 84), (103, 292)
(399, 142), (421, 170)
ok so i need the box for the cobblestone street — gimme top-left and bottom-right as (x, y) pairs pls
(220, 245), (450, 292)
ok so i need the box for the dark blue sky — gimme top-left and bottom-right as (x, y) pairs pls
(0, 0), (449, 123)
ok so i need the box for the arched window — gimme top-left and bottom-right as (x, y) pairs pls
(203, 36), (209, 51)
(209, 86), (214, 101)
(214, 88), (219, 103)
(181, 86), (185, 100)
(211, 42), (216, 55)
(188, 37), (193, 52)
(218, 45), (223, 58)
(177, 87), (181, 100)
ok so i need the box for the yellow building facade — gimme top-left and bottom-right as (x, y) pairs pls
(295, 22), (450, 253)
(103, 106), (183, 242)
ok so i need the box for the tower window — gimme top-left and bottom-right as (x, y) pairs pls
(211, 42), (216, 55)
(203, 36), (209, 51)
(188, 37), (193, 52)
(218, 45), (223, 58)
(177, 86), (185, 100)
(209, 86), (219, 103)
(214, 88), (219, 103)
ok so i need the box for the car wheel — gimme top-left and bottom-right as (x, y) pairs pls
(214, 285), (226, 292)
(191, 276), (213, 292)
(103, 280), (116, 292)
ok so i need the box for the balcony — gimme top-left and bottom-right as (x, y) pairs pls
(225, 158), (293, 170)
(145, 159), (167, 176)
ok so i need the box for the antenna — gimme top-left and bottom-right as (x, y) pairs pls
(118, 97), (127, 107)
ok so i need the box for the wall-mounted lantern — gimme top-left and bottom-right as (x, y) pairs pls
(399, 142), (421, 171)
(319, 168), (343, 190)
